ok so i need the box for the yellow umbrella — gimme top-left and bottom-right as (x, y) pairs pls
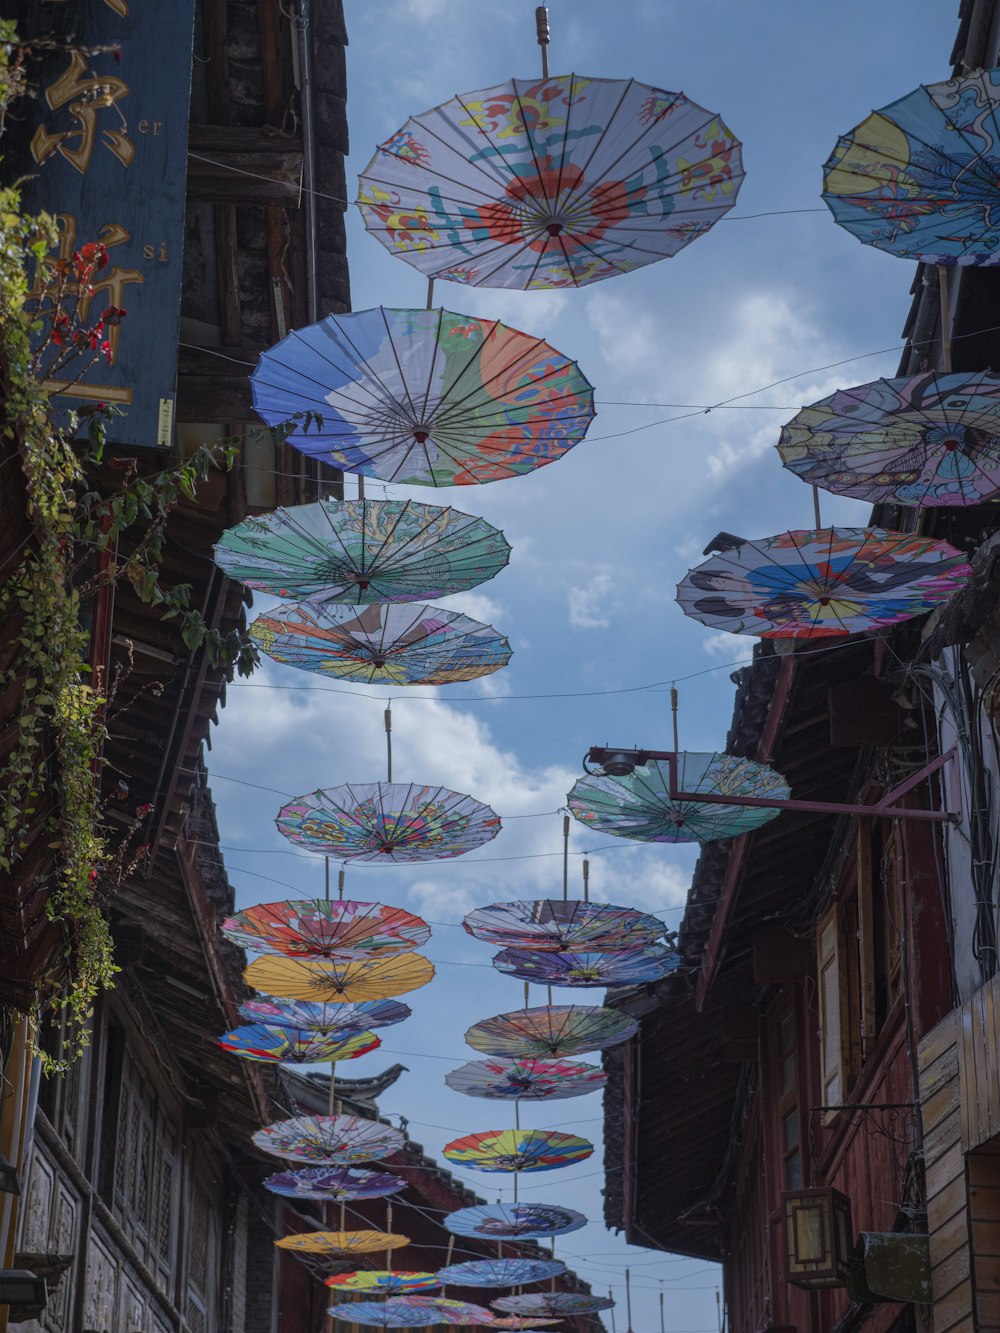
(275, 1230), (411, 1255)
(245, 952), (435, 1002)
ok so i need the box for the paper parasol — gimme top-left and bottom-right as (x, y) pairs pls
(325, 1272), (440, 1294)
(464, 1005), (639, 1058)
(569, 754), (790, 845)
(252, 1114), (405, 1166)
(276, 1230), (409, 1255)
(357, 75), (743, 290)
(251, 601), (512, 686)
(244, 953), (434, 1003)
(445, 1057), (606, 1102)
(218, 1024), (380, 1064)
(442, 1130), (593, 1173)
(676, 528), (971, 638)
(263, 1166), (405, 1202)
(328, 1297), (499, 1327)
(492, 946), (681, 988)
(276, 782), (501, 862)
(443, 1203), (586, 1240)
(493, 1294), (614, 1316)
(250, 306), (595, 486)
(241, 997), (412, 1032)
(222, 899), (430, 960)
(436, 1258), (565, 1289)
(214, 498), (510, 604)
(462, 899), (665, 953)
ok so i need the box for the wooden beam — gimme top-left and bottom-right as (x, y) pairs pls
(187, 125), (303, 205)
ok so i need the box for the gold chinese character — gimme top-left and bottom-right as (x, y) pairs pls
(47, 0), (129, 18)
(31, 51), (135, 175)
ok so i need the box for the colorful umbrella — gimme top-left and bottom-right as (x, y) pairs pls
(276, 1230), (410, 1255)
(241, 997), (413, 1032)
(329, 1297), (499, 1327)
(250, 601), (512, 686)
(276, 782), (502, 862)
(489, 1320), (562, 1330)
(676, 528), (971, 638)
(442, 1130), (593, 1174)
(252, 1114), (405, 1165)
(492, 946), (681, 988)
(218, 1024), (380, 1064)
(462, 899), (665, 953)
(325, 1272), (440, 1294)
(222, 899), (431, 959)
(822, 69), (1000, 266)
(493, 1295), (614, 1316)
(357, 74), (743, 290)
(777, 370), (1000, 507)
(568, 753), (790, 844)
(214, 498), (510, 604)
(436, 1259), (566, 1289)
(445, 1057), (606, 1102)
(465, 1005), (639, 1058)
(250, 306), (595, 486)
(244, 953), (435, 1003)
(443, 1203), (587, 1240)
(263, 1166), (406, 1202)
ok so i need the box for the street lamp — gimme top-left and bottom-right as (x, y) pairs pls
(781, 1187), (853, 1289)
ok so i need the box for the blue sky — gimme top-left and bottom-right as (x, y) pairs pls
(209, 2), (959, 1328)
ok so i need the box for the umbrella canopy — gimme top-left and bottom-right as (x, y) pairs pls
(822, 69), (1000, 265)
(492, 946), (681, 987)
(436, 1258), (566, 1289)
(357, 74), (743, 290)
(325, 1272), (441, 1294)
(443, 1203), (587, 1240)
(329, 1297), (499, 1327)
(493, 1294), (614, 1316)
(676, 528), (971, 638)
(244, 953), (435, 1003)
(250, 306), (595, 486)
(214, 498), (510, 604)
(568, 753), (790, 844)
(241, 997), (413, 1032)
(465, 1005), (639, 1058)
(276, 1230), (410, 1255)
(777, 370), (1000, 507)
(462, 899), (665, 953)
(218, 1024), (380, 1064)
(276, 782), (502, 862)
(251, 601), (512, 686)
(442, 1130), (593, 1173)
(222, 899), (431, 960)
(252, 1114), (405, 1166)
(445, 1056), (606, 1102)
(490, 1320), (562, 1330)
(263, 1166), (406, 1202)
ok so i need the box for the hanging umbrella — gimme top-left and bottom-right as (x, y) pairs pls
(442, 1130), (593, 1173)
(436, 1258), (566, 1289)
(822, 69), (1000, 266)
(263, 1166), (406, 1202)
(218, 1024), (380, 1064)
(490, 1320), (562, 1330)
(445, 1056), (606, 1102)
(465, 1005), (639, 1058)
(328, 1297), (500, 1327)
(241, 997), (413, 1032)
(214, 498), (510, 604)
(777, 370), (1000, 507)
(462, 899), (665, 953)
(357, 74), (744, 290)
(325, 1272), (441, 1294)
(493, 1295), (614, 1316)
(251, 601), (512, 686)
(492, 946), (681, 987)
(276, 1230), (410, 1255)
(676, 528), (971, 638)
(244, 953), (435, 1003)
(276, 782), (501, 862)
(222, 899), (431, 959)
(250, 307), (595, 486)
(252, 1114), (405, 1166)
(444, 1203), (587, 1240)
(568, 753), (790, 845)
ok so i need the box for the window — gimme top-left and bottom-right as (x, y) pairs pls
(112, 1050), (178, 1291)
(777, 1008), (802, 1189)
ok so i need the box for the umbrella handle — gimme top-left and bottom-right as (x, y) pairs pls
(385, 704), (393, 783)
(535, 6), (550, 78)
(939, 265), (953, 373)
(582, 857), (589, 903)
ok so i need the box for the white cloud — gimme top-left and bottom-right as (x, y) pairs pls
(436, 589), (506, 626)
(701, 630), (743, 660)
(568, 572), (613, 629)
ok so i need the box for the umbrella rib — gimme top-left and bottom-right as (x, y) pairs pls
(282, 322), (415, 417)
(380, 306), (421, 421)
(369, 121), (511, 202)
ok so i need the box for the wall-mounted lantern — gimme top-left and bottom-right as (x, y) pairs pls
(781, 1187), (853, 1288)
